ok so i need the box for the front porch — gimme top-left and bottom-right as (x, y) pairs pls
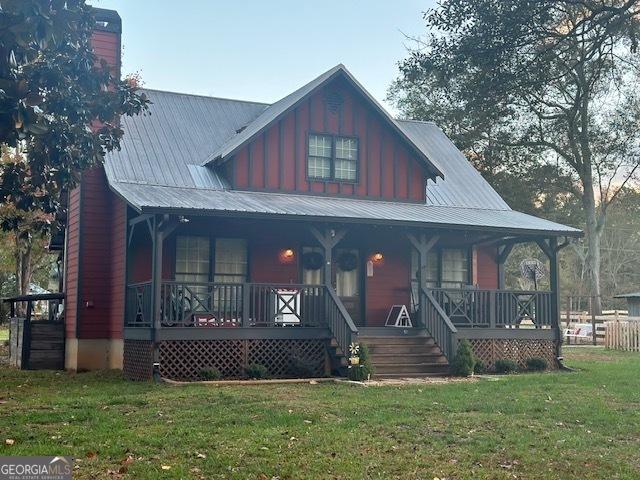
(122, 213), (567, 380)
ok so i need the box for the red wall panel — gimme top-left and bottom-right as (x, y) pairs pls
(364, 235), (412, 327)
(231, 77), (427, 202)
(476, 246), (499, 289)
(64, 188), (81, 338)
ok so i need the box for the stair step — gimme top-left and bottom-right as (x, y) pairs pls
(366, 344), (443, 355)
(375, 372), (450, 379)
(358, 336), (436, 346)
(374, 363), (450, 375)
(369, 353), (448, 365)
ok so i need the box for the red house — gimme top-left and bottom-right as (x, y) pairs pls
(62, 9), (580, 379)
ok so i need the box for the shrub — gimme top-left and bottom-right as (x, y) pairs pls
(289, 357), (318, 378)
(200, 368), (222, 381)
(244, 363), (270, 380)
(452, 339), (475, 377)
(348, 344), (374, 381)
(474, 360), (487, 375)
(525, 357), (548, 371)
(494, 359), (519, 374)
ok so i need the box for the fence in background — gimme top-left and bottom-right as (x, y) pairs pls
(605, 318), (640, 352)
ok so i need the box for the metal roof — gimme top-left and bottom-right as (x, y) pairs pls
(104, 72), (580, 237)
(200, 64), (444, 178)
(111, 182), (580, 236)
(104, 89), (267, 190)
(398, 120), (510, 210)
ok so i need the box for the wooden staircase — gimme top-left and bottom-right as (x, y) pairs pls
(358, 333), (450, 378)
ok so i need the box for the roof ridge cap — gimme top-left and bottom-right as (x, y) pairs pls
(141, 88), (272, 106)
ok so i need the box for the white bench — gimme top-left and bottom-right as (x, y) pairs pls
(564, 323), (593, 340)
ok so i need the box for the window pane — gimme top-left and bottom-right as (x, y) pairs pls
(308, 134), (332, 158)
(336, 249), (358, 297)
(442, 249), (468, 287)
(175, 236), (210, 280)
(308, 156), (331, 178)
(336, 137), (357, 160)
(302, 247), (324, 284)
(334, 159), (356, 181)
(214, 238), (247, 283)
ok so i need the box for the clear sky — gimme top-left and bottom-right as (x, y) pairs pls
(87, 0), (435, 111)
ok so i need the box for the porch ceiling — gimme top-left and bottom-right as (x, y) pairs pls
(112, 182), (581, 237)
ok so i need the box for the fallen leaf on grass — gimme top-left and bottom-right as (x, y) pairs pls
(161, 465), (171, 470)
(195, 452), (206, 459)
(86, 451), (97, 459)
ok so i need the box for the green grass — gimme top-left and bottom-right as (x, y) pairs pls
(0, 328), (8, 342)
(1, 347), (639, 479)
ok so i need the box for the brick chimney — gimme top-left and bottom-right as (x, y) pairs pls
(91, 8), (122, 79)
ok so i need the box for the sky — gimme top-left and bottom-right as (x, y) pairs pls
(87, 0), (435, 111)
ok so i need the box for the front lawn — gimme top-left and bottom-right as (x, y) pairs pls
(1, 347), (639, 479)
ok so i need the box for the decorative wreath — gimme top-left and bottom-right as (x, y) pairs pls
(337, 252), (358, 272)
(302, 251), (324, 270)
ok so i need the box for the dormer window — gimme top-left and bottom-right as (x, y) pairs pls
(307, 134), (358, 182)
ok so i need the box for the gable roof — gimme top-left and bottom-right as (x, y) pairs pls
(200, 64), (445, 179)
(103, 70), (580, 237)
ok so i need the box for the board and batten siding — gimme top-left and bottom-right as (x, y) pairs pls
(231, 77), (428, 202)
(64, 187), (81, 339)
(475, 246), (499, 290)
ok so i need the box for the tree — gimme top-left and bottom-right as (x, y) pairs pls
(389, 0), (640, 312)
(0, 1), (149, 295)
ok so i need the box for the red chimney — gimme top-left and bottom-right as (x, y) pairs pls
(91, 8), (122, 79)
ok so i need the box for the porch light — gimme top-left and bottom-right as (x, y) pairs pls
(279, 248), (296, 264)
(372, 252), (384, 262)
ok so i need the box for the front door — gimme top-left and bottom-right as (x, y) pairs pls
(334, 249), (362, 325)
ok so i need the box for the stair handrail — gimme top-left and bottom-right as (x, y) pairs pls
(421, 286), (458, 361)
(325, 286), (358, 356)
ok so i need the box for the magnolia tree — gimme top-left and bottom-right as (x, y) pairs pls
(0, 0), (149, 296)
(390, 0), (640, 312)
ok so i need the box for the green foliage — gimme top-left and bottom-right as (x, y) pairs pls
(289, 356), (319, 378)
(474, 360), (487, 375)
(347, 344), (374, 381)
(1, 348), (640, 478)
(452, 339), (475, 377)
(244, 363), (270, 380)
(0, 0), (149, 232)
(389, 0), (640, 306)
(525, 357), (548, 372)
(494, 359), (519, 374)
(200, 368), (222, 381)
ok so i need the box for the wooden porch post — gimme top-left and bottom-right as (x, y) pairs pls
(407, 233), (439, 289)
(149, 215), (179, 372)
(497, 243), (514, 289)
(406, 233), (440, 328)
(310, 227), (347, 288)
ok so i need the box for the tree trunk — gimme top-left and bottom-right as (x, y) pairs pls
(14, 236), (33, 316)
(582, 186), (603, 314)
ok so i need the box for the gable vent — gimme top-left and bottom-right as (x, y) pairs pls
(324, 90), (344, 114)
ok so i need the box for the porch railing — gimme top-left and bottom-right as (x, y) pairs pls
(419, 287), (457, 361)
(429, 288), (554, 329)
(126, 281), (357, 348)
